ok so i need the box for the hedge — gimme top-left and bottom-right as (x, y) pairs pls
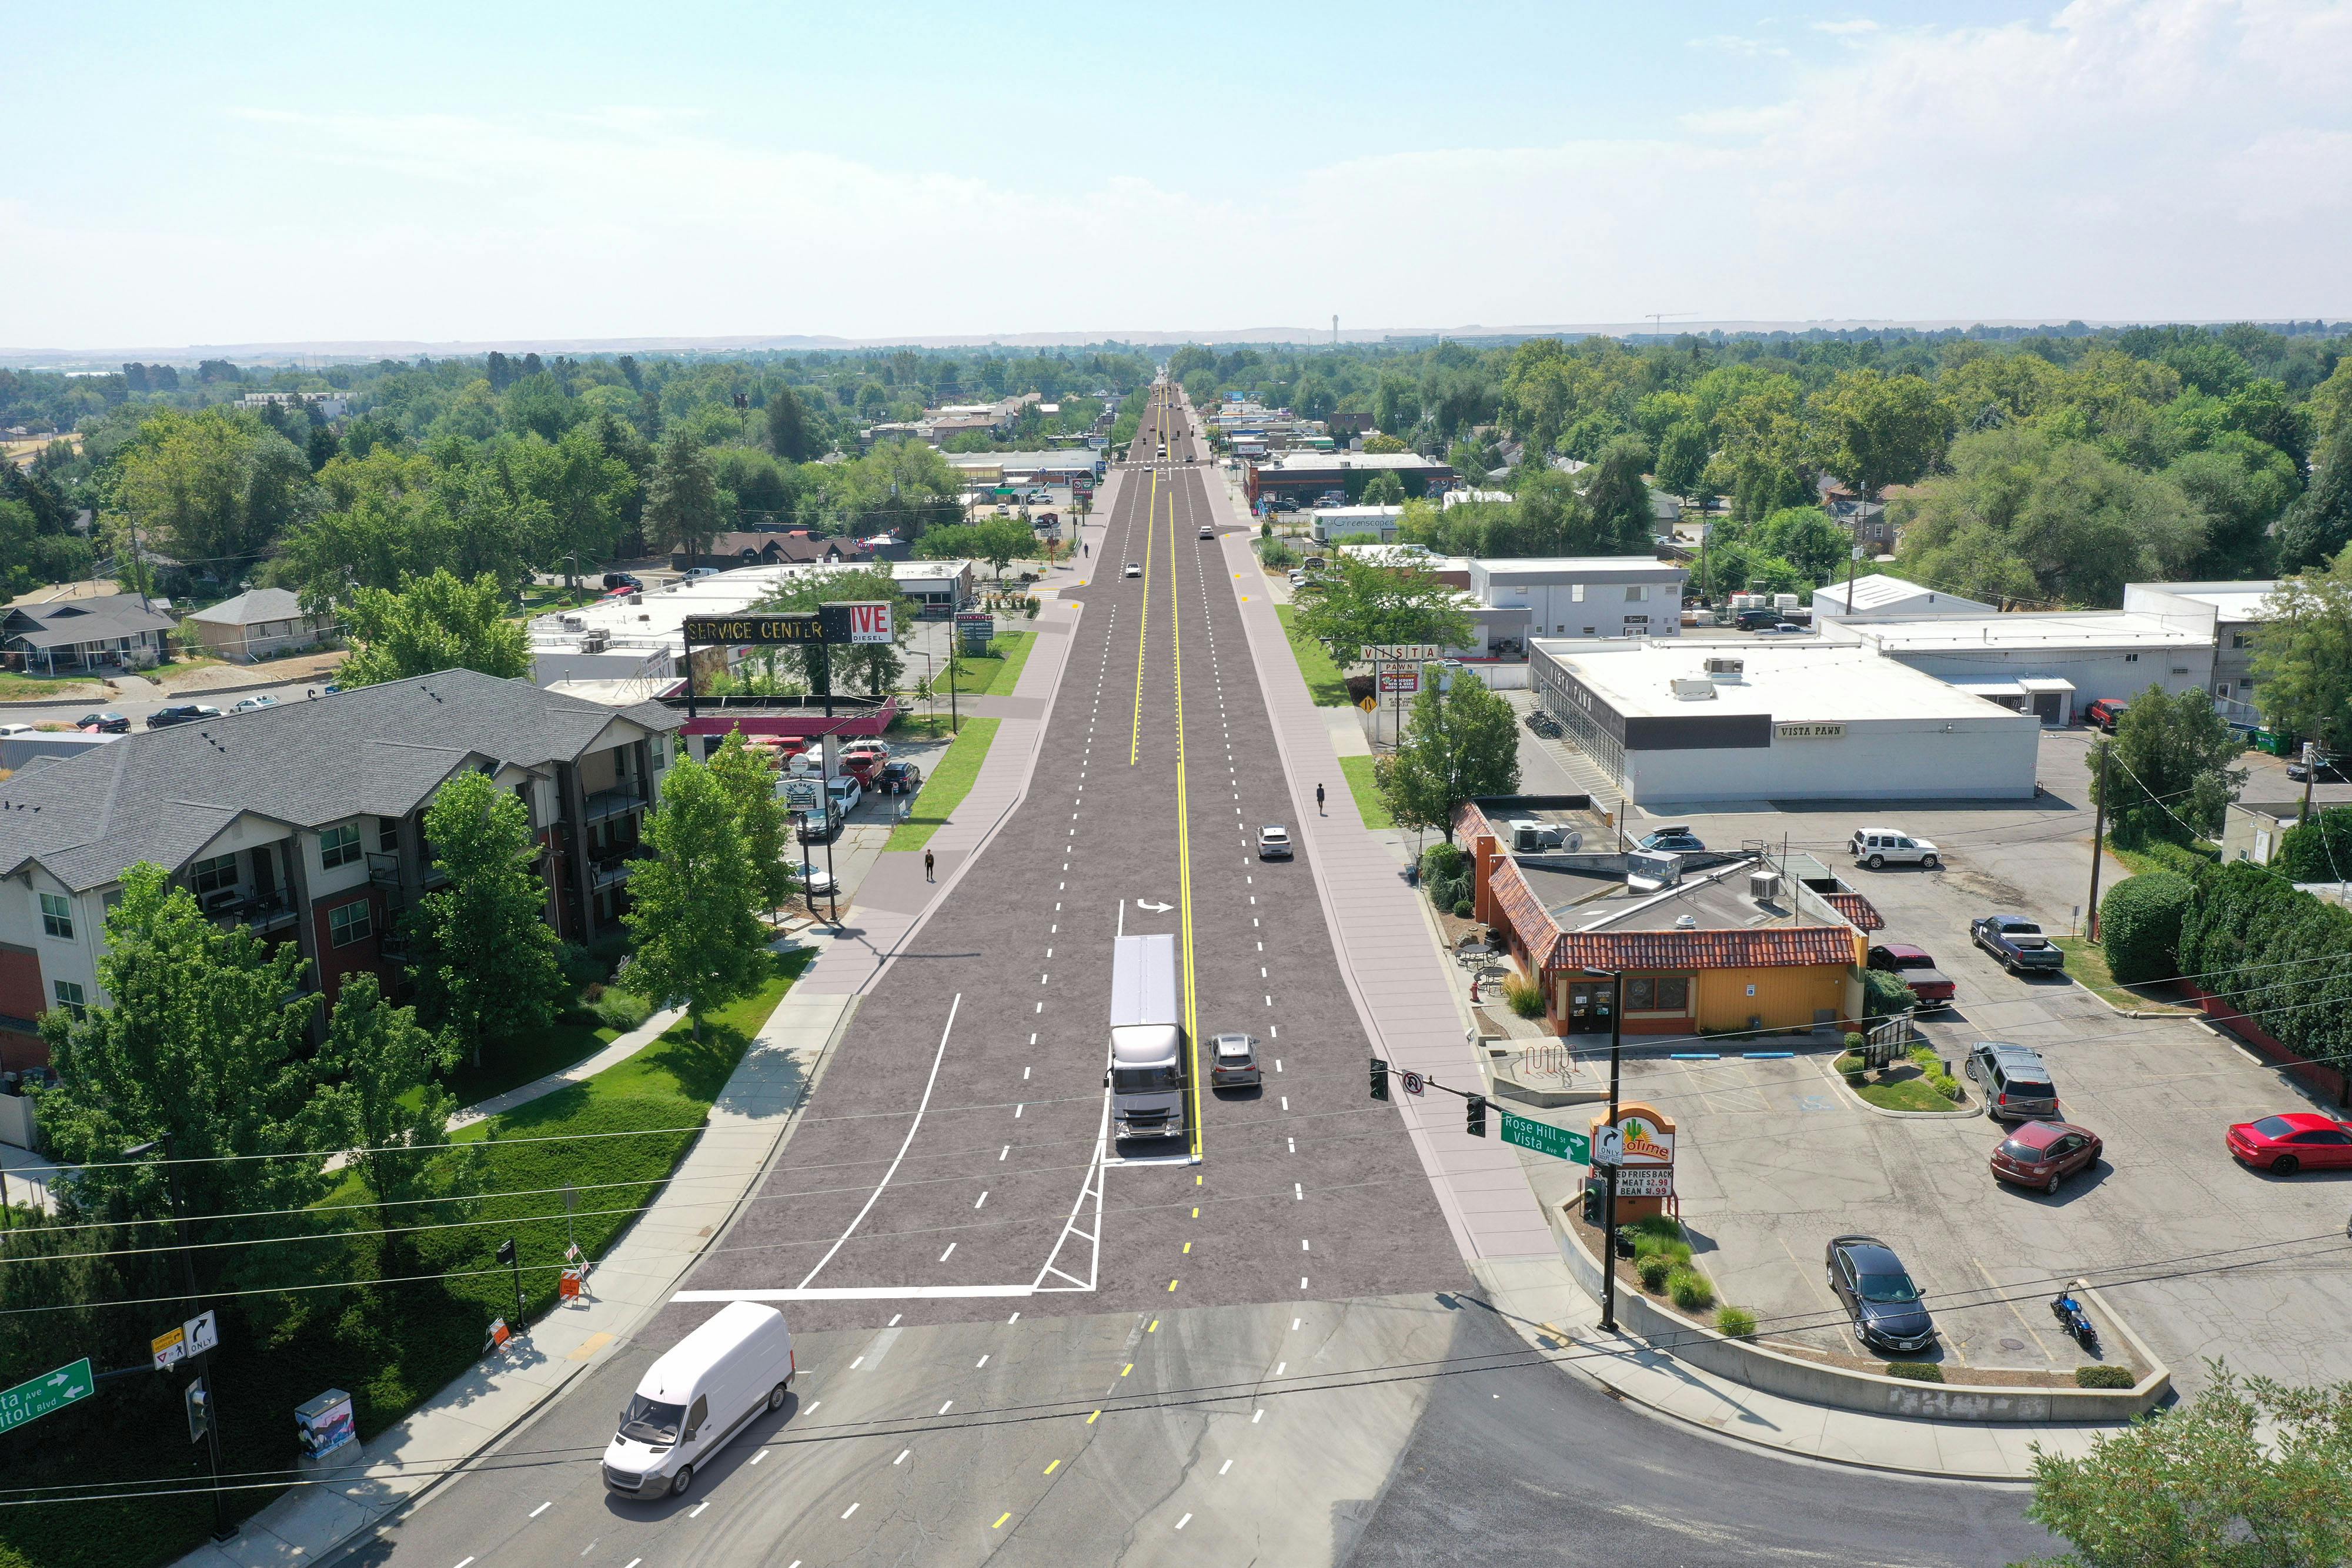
(2099, 871), (2195, 984)
(1860, 968), (1916, 1023)
(2177, 862), (2352, 1085)
(2276, 807), (2352, 882)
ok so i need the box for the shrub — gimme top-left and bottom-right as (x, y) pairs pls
(1715, 1305), (1757, 1338)
(1258, 536), (1300, 569)
(1932, 1072), (1964, 1102)
(1843, 1031), (1865, 1054)
(2100, 871), (2196, 984)
(1860, 968), (1917, 1022)
(1631, 1232), (1692, 1265)
(1637, 1255), (1673, 1291)
(2075, 1364), (2135, 1389)
(1629, 1214), (1684, 1241)
(1502, 972), (1545, 1018)
(591, 989), (654, 1032)
(1455, 899), (1475, 920)
(557, 942), (606, 989)
(1836, 1054), (1867, 1082)
(1666, 1267), (1715, 1311)
(1883, 1361), (1944, 1382)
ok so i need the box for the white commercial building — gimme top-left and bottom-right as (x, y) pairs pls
(1810, 574), (1996, 622)
(529, 563), (903, 687)
(1308, 504), (1405, 543)
(1469, 557), (1689, 644)
(1822, 611), (2214, 725)
(2121, 580), (2280, 716)
(1529, 639), (2042, 805)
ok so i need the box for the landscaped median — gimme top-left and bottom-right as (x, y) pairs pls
(886, 716), (1000, 851)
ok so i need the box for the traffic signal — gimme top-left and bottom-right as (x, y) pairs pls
(1368, 1056), (1389, 1101)
(1465, 1094), (1488, 1138)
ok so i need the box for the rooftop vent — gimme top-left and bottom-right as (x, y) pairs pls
(1669, 677), (1716, 701)
(1703, 656), (1745, 678)
(1673, 912), (1698, 930)
(1749, 871), (1782, 902)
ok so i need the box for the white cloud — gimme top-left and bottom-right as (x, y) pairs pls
(1, 0), (2346, 345)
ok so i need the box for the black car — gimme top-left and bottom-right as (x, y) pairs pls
(876, 760), (923, 794)
(76, 711), (130, 734)
(2287, 751), (2349, 783)
(602, 571), (643, 591)
(145, 704), (222, 730)
(1824, 1235), (1937, 1354)
(1636, 827), (1706, 854)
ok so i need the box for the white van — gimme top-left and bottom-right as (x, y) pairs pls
(603, 1301), (794, 1499)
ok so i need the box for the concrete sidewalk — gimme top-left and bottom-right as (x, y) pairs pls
(445, 1004), (687, 1130)
(178, 981), (858, 1568)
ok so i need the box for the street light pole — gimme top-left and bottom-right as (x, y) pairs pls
(1586, 970), (1626, 1333)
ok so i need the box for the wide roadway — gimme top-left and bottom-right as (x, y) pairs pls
(339, 386), (2059, 1566)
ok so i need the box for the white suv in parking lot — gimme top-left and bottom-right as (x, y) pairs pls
(1850, 826), (1941, 870)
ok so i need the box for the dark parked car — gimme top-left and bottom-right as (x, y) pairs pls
(1209, 1032), (1262, 1089)
(602, 571), (643, 591)
(1636, 827), (1706, 854)
(2226, 1112), (2352, 1175)
(875, 760), (923, 795)
(76, 711), (130, 734)
(145, 704), (222, 730)
(1989, 1119), (2102, 1192)
(2287, 751), (2350, 783)
(1972, 914), (2066, 973)
(1823, 1235), (1936, 1353)
(1965, 1041), (2061, 1122)
(1866, 944), (1956, 1009)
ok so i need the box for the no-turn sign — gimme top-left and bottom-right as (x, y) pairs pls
(1400, 1070), (1426, 1097)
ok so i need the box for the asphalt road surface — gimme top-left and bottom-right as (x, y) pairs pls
(340, 383), (2059, 1567)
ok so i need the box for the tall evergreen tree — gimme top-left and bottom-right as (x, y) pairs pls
(646, 432), (723, 570)
(766, 385), (816, 462)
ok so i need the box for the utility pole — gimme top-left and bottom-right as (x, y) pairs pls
(1596, 969), (1625, 1333)
(2086, 741), (2110, 942)
(132, 1138), (234, 1542)
(2301, 724), (2327, 824)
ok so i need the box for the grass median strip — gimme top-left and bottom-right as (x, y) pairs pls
(886, 716), (1001, 851)
(1274, 606), (1350, 707)
(2053, 937), (2199, 1015)
(1337, 754), (1392, 829)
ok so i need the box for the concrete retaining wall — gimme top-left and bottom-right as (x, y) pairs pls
(1554, 1203), (2169, 1422)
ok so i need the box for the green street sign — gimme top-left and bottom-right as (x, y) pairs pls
(0, 1358), (93, 1436)
(1501, 1111), (1589, 1165)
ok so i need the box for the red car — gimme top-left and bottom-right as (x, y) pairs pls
(1867, 944), (1957, 1010)
(2227, 1112), (2352, 1175)
(1989, 1119), (2103, 1193)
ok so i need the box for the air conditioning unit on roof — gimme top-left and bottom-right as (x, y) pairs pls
(1703, 656), (1745, 678)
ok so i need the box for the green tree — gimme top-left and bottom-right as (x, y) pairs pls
(313, 972), (456, 1249)
(625, 755), (767, 1039)
(506, 423), (637, 587)
(1295, 557), (1472, 664)
(500, 373), (579, 442)
(707, 731), (796, 916)
(339, 569), (532, 686)
(646, 431), (724, 570)
(766, 385), (817, 462)
(2276, 807), (2352, 881)
(2250, 560), (2352, 755)
(1577, 435), (1658, 551)
(2169, 439), (2294, 579)
(753, 564), (916, 697)
(2020, 1365), (2352, 1568)
(1376, 670), (1521, 844)
(1816, 370), (1947, 507)
(111, 406), (313, 576)
(1361, 433), (1412, 456)
(36, 865), (324, 1269)
(2276, 420), (2352, 573)
(1359, 469), (1408, 505)
(919, 517), (1032, 581)
(1653, 420), (1710, 501)
(2086, 686), (2247, 845)
(415, 769), (567, 1067)
(1751, 506), (1850, 585)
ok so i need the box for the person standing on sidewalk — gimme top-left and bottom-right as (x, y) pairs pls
(925, 849), (935, 882)
(1316, 783), (1326, 815)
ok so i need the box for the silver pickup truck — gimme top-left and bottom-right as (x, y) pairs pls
(1971, 914), (2066, 973)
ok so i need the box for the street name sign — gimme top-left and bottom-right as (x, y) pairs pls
(0, 1359), (92, 1436)
(1501, 1112), (1589, 1164)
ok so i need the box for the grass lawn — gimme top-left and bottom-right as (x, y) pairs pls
(887, 716), (1000, 851)
(1275, 605), (1351, 707)
(1857, 1074), (1962, 1113)
(1338, 754), (1393, 829)
(944, 630), (1036, 698)
(0, 671), (103, 701)
(517, 585), (602, 616)
(2054, 937), (2199, 1015)
(437, 1015), (625, 1108)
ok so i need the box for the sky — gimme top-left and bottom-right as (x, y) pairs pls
(2, 0), (2347, 351)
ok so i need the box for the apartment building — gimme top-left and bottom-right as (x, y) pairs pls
(0, 670), (680, 1067)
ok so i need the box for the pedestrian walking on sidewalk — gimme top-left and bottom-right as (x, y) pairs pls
(1316, 783), (1326, 815)
(925, 849), (936, 882)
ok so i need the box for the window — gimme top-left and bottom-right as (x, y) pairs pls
(377, 817), (400, 852)
(1625, 585), (1646, 602)
(1571, 584), (1585, 603)
(328, 901), (373, 948)
(320, 822), (362, 870)
(2233, 633), (2250, 650)
(192, 853), (238, 897)
(38, 893), (72, 940)
(1626, 977), (1690, 1012)
(51, 980), (85, 1018)
(2124, 653), (2139, 663)
(2216, 684), (2231, 699)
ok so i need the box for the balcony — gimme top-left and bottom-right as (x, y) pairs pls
(592, 844), (652, 890)
(203, 890), (299, 935)
(583, 786), (648, 825)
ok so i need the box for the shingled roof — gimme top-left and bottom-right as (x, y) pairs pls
(0, 668), (680, 892)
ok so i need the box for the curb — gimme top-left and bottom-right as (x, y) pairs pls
(2063, 972), (2200, 1022)
(1820, 1054), (1983, 1120)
